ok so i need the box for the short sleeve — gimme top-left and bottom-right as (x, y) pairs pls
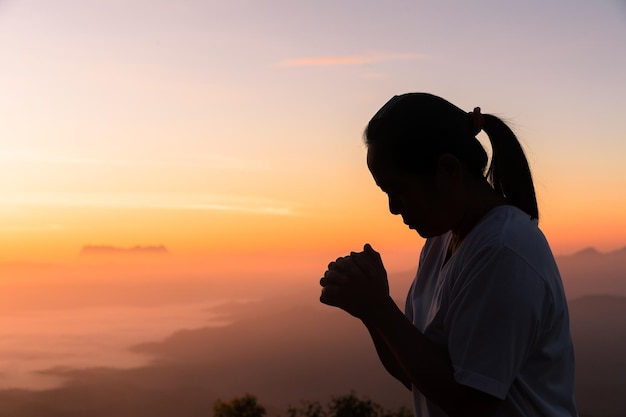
(444, 245), (548, 399)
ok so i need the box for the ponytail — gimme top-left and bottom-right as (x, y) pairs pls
(482, 114), (539, 220)
(365, 93), (540, 221)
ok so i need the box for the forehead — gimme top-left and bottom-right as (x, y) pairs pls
(367, 146), (409, 189)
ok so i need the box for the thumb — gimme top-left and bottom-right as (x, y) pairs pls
(363, 243), (382, 262)
(364, 243), (377, 254)
(359, 243), (386, 280)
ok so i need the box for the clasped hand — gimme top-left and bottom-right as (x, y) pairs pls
(319, 243), (390, 320)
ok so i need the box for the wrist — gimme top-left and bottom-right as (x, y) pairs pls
(360, 295), (398, 324)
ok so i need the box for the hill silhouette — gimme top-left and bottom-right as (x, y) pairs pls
(0, 248), (624, 416)
(0, 294), (409, 417)
(556, 247), (626, 298)
(0, 292), (624, 416)
(569, 295), (626, 417)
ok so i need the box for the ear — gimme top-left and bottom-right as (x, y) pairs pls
(434, 154), (465, 197)
(436, 154), (463, 188)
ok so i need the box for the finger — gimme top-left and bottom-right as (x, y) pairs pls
(329, 254), (355, 270)
(351, 244), (383, 278)
(329, 255), (350, 270)
(364, 243), (379, 257)
(361, 244), (383, 263)
(319, 285), (342, 306)
(320, 269), (349, 287)
(330, 255), (362, 275)
(327, 256), (343, 270)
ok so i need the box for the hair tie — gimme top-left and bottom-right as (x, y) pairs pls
(470, 107), (484, 135)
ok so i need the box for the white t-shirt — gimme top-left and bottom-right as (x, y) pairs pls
(405, 205), (577, 417)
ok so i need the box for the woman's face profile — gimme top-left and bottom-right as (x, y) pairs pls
(366, 146), (452, 238)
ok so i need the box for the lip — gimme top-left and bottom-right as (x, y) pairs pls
(402, 216), (418, 230)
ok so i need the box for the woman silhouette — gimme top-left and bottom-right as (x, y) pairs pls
(320, 93), (578, 417)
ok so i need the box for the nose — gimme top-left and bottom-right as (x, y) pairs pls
(388, 195), (402, 215)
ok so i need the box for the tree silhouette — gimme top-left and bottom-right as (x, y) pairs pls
(329, 393), (383, 417)
(213, 393), (266, 417)
(286, 392), (411, 417)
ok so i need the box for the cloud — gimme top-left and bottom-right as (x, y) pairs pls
(0, 193), (297, 216)
(277, 52), (425, 67)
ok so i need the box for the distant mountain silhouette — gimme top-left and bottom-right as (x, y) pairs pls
(79, 245), (170, 257)
(569, 295), (626, 417)
(0, 248), (624, 416)
(556, 247), (626, 299)
(0, 296), (410, 417)
(0, 293), (624, 417)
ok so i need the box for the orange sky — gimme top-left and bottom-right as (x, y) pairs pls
(1, 1), (625, 268)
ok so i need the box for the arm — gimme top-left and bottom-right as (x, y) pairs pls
(363, 320), (411, 390)
(320, 245), (502, 417)
(362, 297), (502, 417)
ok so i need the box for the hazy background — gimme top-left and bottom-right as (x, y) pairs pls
(1, 250), (625, 417)
(1, 1), (625, 416)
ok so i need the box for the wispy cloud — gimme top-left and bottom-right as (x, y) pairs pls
(277, 52), (425, 67)
(0, 193), (297, 216)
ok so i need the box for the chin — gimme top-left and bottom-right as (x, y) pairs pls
(413, 225), (447, 239)
(408, 224), (427, 237)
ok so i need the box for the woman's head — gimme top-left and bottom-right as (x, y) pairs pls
(365, 93), (488, 178)
(364, 93), (538, 228)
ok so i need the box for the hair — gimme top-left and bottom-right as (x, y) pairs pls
(364, 93), (539, 220)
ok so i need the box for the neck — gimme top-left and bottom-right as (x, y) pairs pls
(450, 179), (506, 247)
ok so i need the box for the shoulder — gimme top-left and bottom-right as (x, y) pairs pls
(451, 205), (566, 308)
(463, 205), (560, 278)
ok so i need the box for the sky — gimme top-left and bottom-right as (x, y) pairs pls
(1, 0), (625, 266)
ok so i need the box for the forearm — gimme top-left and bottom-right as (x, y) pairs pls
(363, 297), (501, 417)
(364, 321), (411, 390)
(319, 245), (500, 415)
(363, 298), (455, 400)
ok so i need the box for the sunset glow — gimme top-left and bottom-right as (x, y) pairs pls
(0, 3), (625, 410)
(2, 2), (625, 267)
